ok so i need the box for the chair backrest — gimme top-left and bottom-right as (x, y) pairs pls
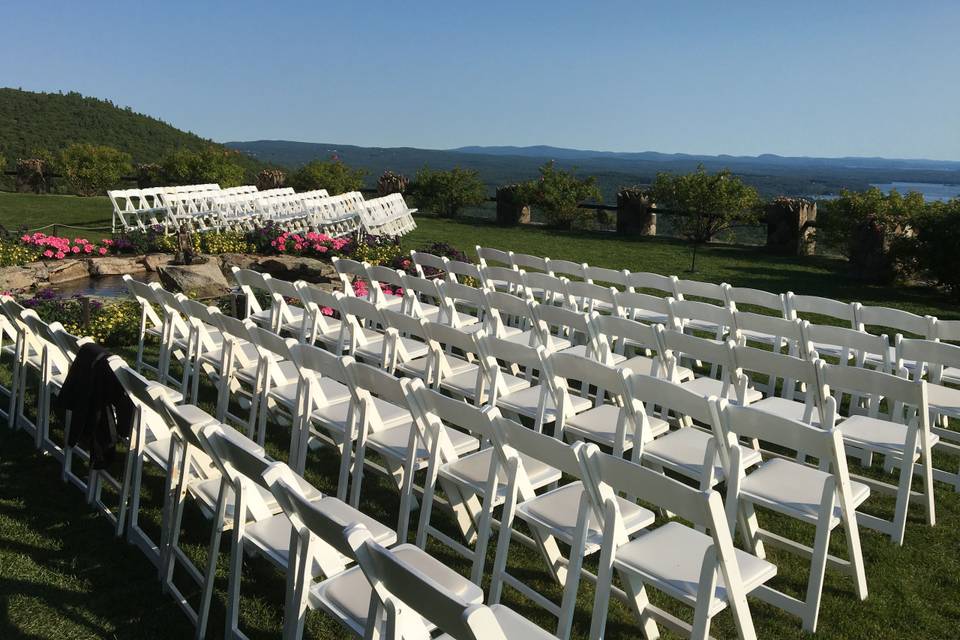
(612, 290), (671, 323)
(816, 359), (927, 423)
(437, 280), (486, 326)
(584, 265), (629, 289)
(511, 251), (549, 273)
(626, 271), (677, 295)
(786, 292), (858, 326)
(491, 414), (585, 479)
(346, 360), (410, 408)
(628, 372), (721, 430)
(724, 286), (786, 316)
(930, 318), (960, 343)
(668, 298), (737, 336)
(289, 343), (352, 386)
(802, 322), (891, 370)
(197, 423), (272, 493)
(588, 314), (671, 375)
(563, 280), (615, 314)
(482, 290), (534, 338)
(734, 311), (807, 352)
(409, 250), (448, 279)
(521, 271), (566, 305)
(445, 260), (482, 284)
(123, 275), (165, 327)
(660, 328), (737, 377)
(545, 258), (586, 280)
(857, 304), (934, 339)
(673, 278), (728, 305)
(354, 535), (510, 640)
(475, 246), (513, 269)
(898, 336), (960, 383)
(530, 302), (593, 353)
(732, 344), (821, 417)
(480, 265), (525, 291)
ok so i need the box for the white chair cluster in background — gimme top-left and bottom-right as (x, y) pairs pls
(1, 240), (958, 640)
(107, 182), (417, 237)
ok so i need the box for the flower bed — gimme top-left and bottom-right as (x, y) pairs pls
(20, 232), (111, 259)
(21, 288), (140, 346)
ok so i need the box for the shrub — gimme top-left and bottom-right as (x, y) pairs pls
(521, 161), (602, 230)
(15, 158), (48, 193)
(23, 290), (140, 347)
(201, 231), (253, 254)
(907, 198), (960, 296)
(135, 163), (163, 188)
(111, 225), (175, 254)
(161, 147), (245, 187)
(290, 158), (366, 195)
(409, 167), (486, 218)
(648, 164), (760, 270)
(60, 143), (133, 196)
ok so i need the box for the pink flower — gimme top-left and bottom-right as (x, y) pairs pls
(294, 243), (304, 251)
(43, 249), (53, 258)
(55, 252), (65, 259)
(320, 306), (334, 316)
(21, 234), (30, 242)
(103, 239), (114, 246)
(98, 247), (108, 255)
(84, 244), (94, 253)
(270, 240), (277, 247)
(71, 246), (80, 253)
(316, 245), (328, 253)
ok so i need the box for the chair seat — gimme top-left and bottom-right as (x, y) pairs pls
(238, 359), (296, 386)
(941, 366), (960, 385)
(190, 477), (280, 522)
(926, 383), (960, 418)
(440, 448), (561, 503)
(748, 396), (821, 427)
(738, 328), (781, 346)
(538, 334), (575, 353)
(269, 376), (351, 409)
(249, 309), (273, 326)
(563, 404), (670, 450)
(245, 497), (397, 569)
(311, 395), (408, 437)
(310, 543), (484, 632)
(499, 328), (538, 348)
(613, 521), (777, 614)
(680, 376), (762, 404)
(496, 385), (591, 422)
(436, 604), (555, 640)
(740, 458), (871, 526)
(838, 414), (939, 456)
(642, 427), (761, 484)
(516, 481), (654, 553)
(442, 367), (529, 402)
(367, 423), (479, 465)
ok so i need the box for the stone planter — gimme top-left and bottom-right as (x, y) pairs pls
(765, 197), (816, 256)
(848, 219), (910, 283)
(496, 185), (530, 226)
(616, 188), (657, 236)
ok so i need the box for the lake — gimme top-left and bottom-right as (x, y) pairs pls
(869, 182), (960, 202)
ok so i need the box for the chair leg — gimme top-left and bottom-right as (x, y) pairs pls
(803, 517), (833, 633)
(197, 490), (228, 640)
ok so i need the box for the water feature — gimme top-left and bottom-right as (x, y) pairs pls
(49, 272), (161, 298)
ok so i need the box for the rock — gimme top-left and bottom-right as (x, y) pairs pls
(219, 253), (259, 275)
(253, 255), (338, 283)
(142, 253), (174, 272)
(158, 259), (231, 298)
(88, 256), (147, 276)
(0, 265), (40, 291)
(47, 259), (89, 284)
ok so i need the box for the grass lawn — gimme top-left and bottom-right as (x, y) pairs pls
(0, 197), (958, 638)
(0, 192), (114, 240)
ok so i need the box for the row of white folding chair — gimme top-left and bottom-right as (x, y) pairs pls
(108, 187), (168, 230)
(303, 190), (364, 237)
(359, 193), (417, 236)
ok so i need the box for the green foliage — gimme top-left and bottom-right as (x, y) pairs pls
(520, 161), (602, 229)
(818, 187), (924, 258)
(649, 164), (760, 244)
(409, 167), (486, 218)
(200, 231), (253, 254)
(290, 158), (366, 194)
(0, 238), (40, 266)
(161, 147), (246, 188)
(904, 198), (960, 296)
(60, 143), (132, 196)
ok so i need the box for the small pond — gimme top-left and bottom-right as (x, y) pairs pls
(49, 272), (161, 298)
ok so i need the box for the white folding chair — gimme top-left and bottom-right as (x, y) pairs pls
(732, 343), (825, 426)
(786, 293), (859, 360)
(263, 462), (482, 639)
(488, 416), (655, 639)
(123, 275), (166, 375)
(856, 304), (934, 372)
(817, 360), (936, 544)
(266, 276), (311, 341)
(613, 289), (671, 326)
(660, 329), (761, 404)
(545, 258), (587, 282)
(232, 266), (276, 328)
(722, 402), (869, 633)
(581, 444), (775, 640)
(297, 282), (347, 352)
(354, 531), (558, 640)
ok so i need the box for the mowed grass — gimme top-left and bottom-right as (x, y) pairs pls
(0, 196), (958, 638)
(0, 192), (114, 240)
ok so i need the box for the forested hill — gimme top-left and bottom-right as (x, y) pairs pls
(0, 88), (217, 163)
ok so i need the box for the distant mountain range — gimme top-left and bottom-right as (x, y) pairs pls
(226, 140), (960, 199)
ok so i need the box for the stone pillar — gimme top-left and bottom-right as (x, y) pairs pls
(765, 197), (816, 255)
(496, 185), (530, 226)
(616, 188), (656, 236)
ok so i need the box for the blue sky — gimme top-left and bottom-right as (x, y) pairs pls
(3, 1), (958, 160)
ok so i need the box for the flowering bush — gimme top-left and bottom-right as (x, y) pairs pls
(21, 289), (139, 347)
(268, 230), (353, 259)
(112, 225), (176, 254)
(0, 239), (40, 266)
(352, 234), (404, 266)
(21, 232), (111, 259)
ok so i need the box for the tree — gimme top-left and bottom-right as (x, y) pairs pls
(409, 167), (486, 218)
(909, 198), (960, 296)
(648, 164), (760, 271)
(161, 147), (245, 187)
(519, 161), (601, 230)
(60, 143), (132, 196)
(289, 157), (366, 195)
